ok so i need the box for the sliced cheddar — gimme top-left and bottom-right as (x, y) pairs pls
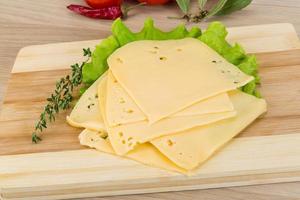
(106, 70), (234, 126)
(99, 74), (236, 155)
(66, 73), (107, 131)
(151, 90), (267, 170)
(79, 129), (186, 174)
(108, 38), (253, 123)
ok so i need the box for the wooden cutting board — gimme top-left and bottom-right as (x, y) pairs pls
(1, 23), (300, 200)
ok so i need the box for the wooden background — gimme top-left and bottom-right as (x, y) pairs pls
(0, 0), (300, 199)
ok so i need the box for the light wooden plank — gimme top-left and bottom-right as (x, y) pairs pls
(1, 1), (300, 199)
(0, 23), (299, 200)
(1, 133), (300, 200)
(11, 23), (300, 73)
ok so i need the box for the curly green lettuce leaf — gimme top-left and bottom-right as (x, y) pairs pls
(199, 22), (230, 55)
(199, 21), (260, 97)
(238, 55), (261, 96)
(82, 35), (119, 84)
(187, 26), (202, 38)
(238, 55), (257, 76)
(112, 18), (197, 43)
(111, 19), (136, 46)
(136, 18), (189, 40)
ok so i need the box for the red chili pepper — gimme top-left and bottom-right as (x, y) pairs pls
(67, 3), (145, 20)
(67, 4), (122, 20)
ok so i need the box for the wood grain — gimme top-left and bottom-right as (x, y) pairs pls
(1, 23), (300, 199)
(1, 1), (300, 199)
(1, 48), (300, 156)
(1, 133), (300, 200)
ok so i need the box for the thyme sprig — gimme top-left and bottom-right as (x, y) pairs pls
(32, 48), (92, 143)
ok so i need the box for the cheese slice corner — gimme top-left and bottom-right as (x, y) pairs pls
(66, 74), (107, 131)
(151, 90), (267, 170)
(79, 129), (187, 174)
(108, 110), (236, 155)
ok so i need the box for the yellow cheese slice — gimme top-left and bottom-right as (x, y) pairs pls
(108, 38), (253, 123)
(106, 71), (234, 126)
(106, 71), (146, 126)
(151, 91), (267, 170)
(99, 75), (236, 155)
(172, 93), (233, 117)
(93, 77), (187, 174)
(79, 129), (186, 174)
(108, 111), (236, 155)
(66, 73), (107, 131)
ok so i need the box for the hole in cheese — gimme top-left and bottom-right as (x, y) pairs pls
(159, 56), (167, 61)
(119, 98), (125, 104)
(118, 132), (123, 137)
(167, 139), (174, 146)
(116, 58), (123, 63)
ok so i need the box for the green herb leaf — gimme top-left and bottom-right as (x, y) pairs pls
(32, 133), (42, 143)
(206, 0), (228, 18)
(198, 0), (207, 10)
(216, 0), (252, 15)
(32, 48), (91, 143)
(83, 48), (92, 57)
(175, 0), (190, 14)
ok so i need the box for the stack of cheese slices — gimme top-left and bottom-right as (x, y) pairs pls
(67, 38), (267, 174)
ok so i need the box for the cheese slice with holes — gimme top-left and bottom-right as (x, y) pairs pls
(106, 71), (234, 126)
(92, 77), (187, 174)
(66, 73), (107, 131)
(79, 129), (186, 174)
(151, 91), (267, 170)
(106, 71), (146, 126)
(108, 38), (253, 123)
(99, 74), (236, 155)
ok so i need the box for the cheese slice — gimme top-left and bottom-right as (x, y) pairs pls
(108, 38), (253, 123)
(79, 129), (186, 174)
(100, 74), (236, 155)
(106, 71), (234, 126)
(151, 91), (267, 170)
(106, 71), (146, 126)
(93, 77), (187, 174)
(66, 74), (107, 131)
(108, 110), (236, 155)
(172, 93), (233, 117)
